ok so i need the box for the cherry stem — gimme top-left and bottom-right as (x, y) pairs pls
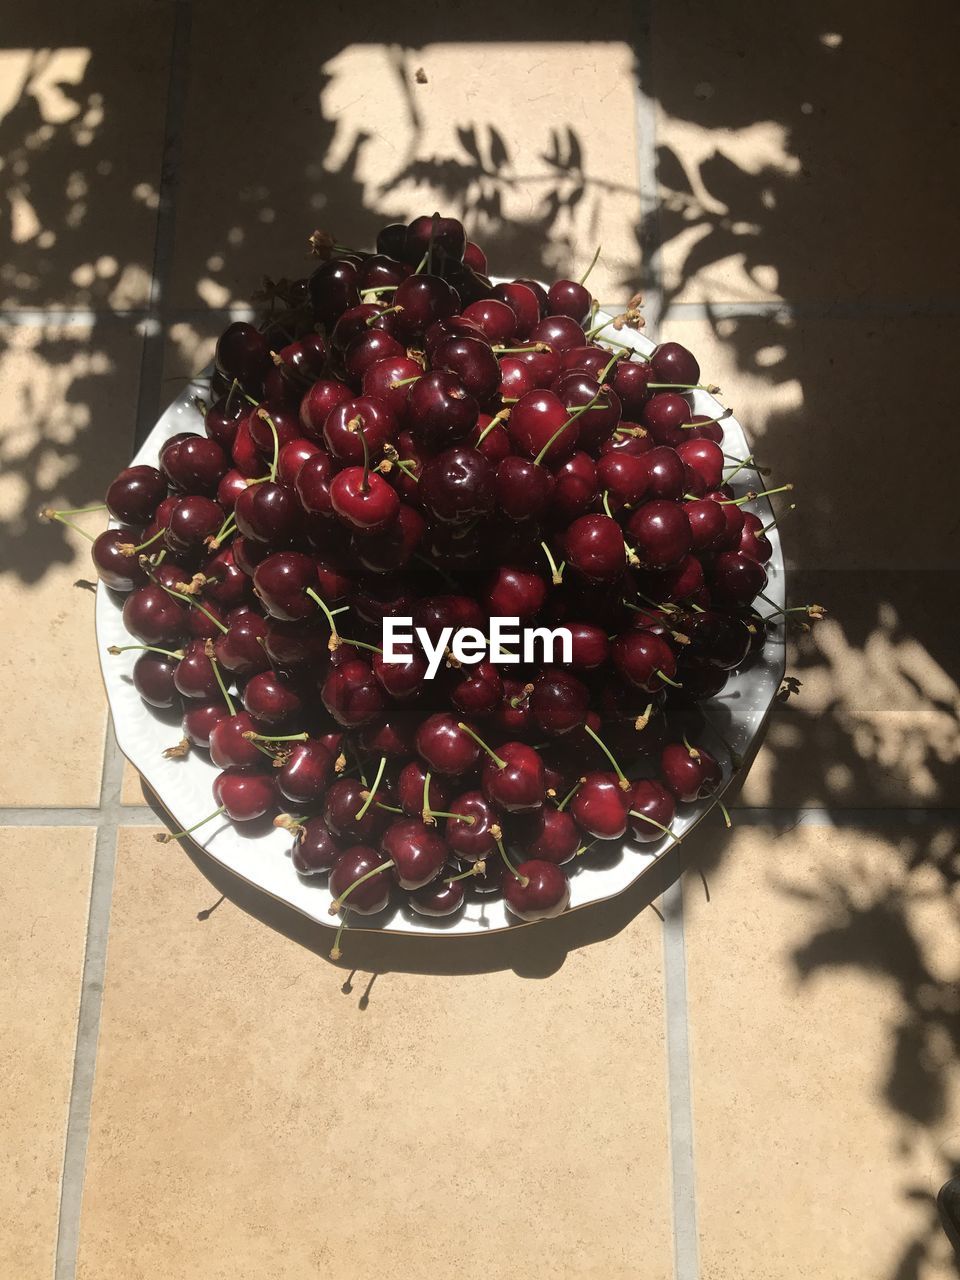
(39, 508), (97, 541)
(209, 511), (237, 547)
(494, 344), (550, 355)
(108, 643), (184, 659)
(248, 731), (309, 742)
(356, 420), (371, 492)
(329, 907), (349, 961)
(761, 504), (796, 533)
(539, 541), (564, 585)
(579, 243), (602, 285)
(494, 836), (528, 887)
(207, 649), (236, 716)
(304, 588), (340, 649)
(722, 454), (757, 484)
(629, 811), (681, 846)
(445, 862), (485, 884)
(360, 285), (398, 299)
(119, 526), (166, 556)
(599, 348), (625, 383)
(158, 582), (229, 634)
(330, 859), (394, 914)
(681, 409), (732, 428)
(556, 779), (581, 812)
(583, 724), (630, 790)
(225, 378), (241, 414)
(648, 382), (720, 394)
(375, 801), (404, 814)
(336, 636), (383, 656)
(456, 722), (506, 770)
(155, 804), (226, 843)
(533, 390), (602, 466)
(682, 734), (700, 758)
(602, 489), (614, 518)
(354, 755), (387, 821)
(717, 800), (732, 829)
(257, 409), (280, 483)
(390, 374), (421, 387)
(476, 408), (510, 445)
(657, 669), (683, 688)
(721, 483), (794, 506)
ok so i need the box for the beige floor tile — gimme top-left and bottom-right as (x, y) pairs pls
(652, 2), (960, 306)
(658, 314), (960, 571)
(0, 3), (174, 309)
(0, 321), (143, 805)
(76, 827), (672, 1280)
(735, 570), (959, 810)
(169, 6), (644, 310)
(120, 760), (144, 807)
(682, 820), (960, 1280)
(0, 826), (94, 1278)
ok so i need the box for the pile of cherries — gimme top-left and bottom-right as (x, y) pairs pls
(77, 213), (785, 956)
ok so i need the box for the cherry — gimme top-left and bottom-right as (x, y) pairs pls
(547, 278), (591, 323)
(106, 465), (166, 525)
(122, 584), (187, 645)
(498, 356), (536, 402)
(738, 511), (773, 563)
(409, 877), (465, 917)
(393, 274), (459, 334)
(171, 639), (218, 700)
(424, 315), (487, 359)
(640, 552), (704, 603)
(212, 767), (277, 822)
(263, 619), (330, 669)
(182, 700), (229, 748)
(309, 258), (361, 326)
(650, 341), (700, 387)
(627, 779), (676, 843)
(687, 610), (752, 669)
(360, 355), (422, 415)
(564, 514), (626, 582)
(412, 594), (485, 643)
(462, 298), (516, 343)
(684, 497), (725, 550)
(416, 714), (480, 776)
(357, 252), (409, 292)
(495, 456), (555, 521)
(207, 709), (266, 769)
(563, 622), (609, 670)
(321, 660), (384, 726)
(530, 670), (589, 736)
(481, 564), (547, 621)
(247, 402), (301, 456)
(242, 668), (303, 725)
(91, 528), (148, 593)
(596, 450), (649, 506)
(464, 730), (545, 812)
(132, 650), (180, 708)
(397, 761), (450, 818)
(503, 860), (570, 921)
(324, 778), (386, 842)
(330, 467), (399, 532)
(376, 223), (408, 257)
(433, 335), (500, 401)
(352, 502), (424, 573)
(292, 817), (338, 875)
(299, 378), (353, 439)
(200, 546), (251, 608)
(561, 345), (609, 378)
(660, 741), (722, 802)
(492, 282), (541, 337)
(382, 819), (447, 889)
(570, 771), (629, 840)
(216, 469), (249, 511)
(643, 446), (686, 501)
(529, 314), (583, 353)
(611, 360), (654, 416)
(448, 660), (503, 718)
(234, 481), (299, 544)
(266, 334), (328, 397)
(277, 741), (334, 806)
(406, 370), (478, 449)
(328, 846), (391, 914)
(508, 390), (579, 463)
(213, 610), (270, 676)
(205, 395), (245, 451)
(709, 551), (767, 608)
(404, 213), (466, 265)
(323, 395), (396, 465)
(420, 447), (495, 524)
(677, 438), (723, 492)
(253, 551), (319, 622)
(463, 241), (487, 273)
(162, 436), (228, 495)
(626, 500), (691, 569)
(214, 322), (270, 387)
(161, 495), (222, 556)
(641, 392), (689, 446)
(551, 451), (598, 522)
(295, 452), (335, 518)
(443, 791), (498, 861)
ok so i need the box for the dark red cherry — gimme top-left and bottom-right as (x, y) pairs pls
(242, 668), (303, 725)
(406, 370), (478, 449)
(299, 378), (353, 440)
(106, 465), (166, 525)
(328, 847), (391, 914)
(212, 768), (277, 822)
(551, 451), (598, 522)
(329, 468), (400, 532)
(481, 564), (548, 621)
(398, 761), (450, 819)
(569, 771), (629, 840)
(409, 877), (465, 917)
(643, 446), (686, 501)
(205, 395), (245, 452)
(323, 395), (397, 464)
(463, 240), (487, 273)
(508, 389), (578, 463)
(172, 639), (219, 701)
(277, 741), (334, 806)
(132, 651), (180, 708)
(530, 670), (590, 736)
(433, 335), (500, 401)
(292, 817), (338, 875)
(448, 661), (503, 718)
(382, 819), (447, 890)
(213, 611), (270, 676)
(494, 456), (555, 521)
(677, 438), (723, 492)
(611, 359), (654, 416)
(252, 551), (318, 622)
(513, 808), (580, 865)
(234, 482), (298, 544)
(91, 528), (148, 593)
(416, 714), (480, 776)
(352, 503), (425, 573)
(627, 779), (676, 843)
(641, 392), (689, 447)
(611, 630), (678, 693)
(420, 447), (495, 524)
(481, 741), (546, 812)
(393, 274), (459, 335)
(444, 791), (499, 861)
(503, 860), (570, 921)
(309, 258), (360, 326)
(596, 450), (649, 507)
(182, 700), (229, 748)
(564, 514), (626, 583)
(709, 551), (767, 608)
(324, 779), (386, 843)
(684, 497), (725, 550)
(738, 511), (772, 563)
(660, 742), (722, 802)
(563, 622), (609, 670)
(321, 660), (384, 727)
(209, 710), (264, 769)
(547, 278), (591, 323)
(493, 282), (541, 337)
(529, 314), (583, 353)
(214, 322), (270, 387)
(163, 436), (229, 495)
(462, 298), (517, 343)
(651, 341), (700, 387)
(626, 500), (692, 569)
(122, 584), (187, 645)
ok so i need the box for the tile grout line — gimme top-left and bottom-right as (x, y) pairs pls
(53, 5), (194, 1278)
(633, 10), (699, 1279)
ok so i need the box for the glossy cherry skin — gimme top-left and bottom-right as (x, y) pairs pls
(398, 761), (451, 819)
(709, 551), (767, 608)
(406, 370), (478, 449)
(530, 670), (589, 736)
(551, 451), (598, 522)
(323, 779), (387, 843)
(504, 806), (580, 865)
(415, 714), (480, 776)
(242, 669), (303, 725)
(171, 639), (218, 701)
(163, 436), (229, 495)
(494, 456), (555, 521)
(209, 710), (264, 769)
(292, 817), (338, 875)
(431, 335), (499, 402)
(419, 447), (495, 524)
(393, 274), (459, 335)
(481, 564), (547, 621)
(409, 877), (465, 917)
(492, 282), (541, 338)
(651, 341), (700, 387)
(299, 378), (353, 439)
(329, 468), (399, 531)
(596, 450), (649, 506)
(217, 469), (249, 511)
(570, 771), (629, 840)
(627, 779), (677, 843)
(163, 495), (223, 556)
(381, 819), (447, 889)
(328, 846), (391, 914)
(132, 651), (180, 708)
(213, 611), (270, 676)
(660, 742), (722, 802)
(200, 546), (251, 609)
(309, 258), (360, 326)
(481, 741), (546, 812)
(612, 360), (654, 416)
(626, 500), (692, 569)
(684, 497), (725, 551)
(462, 298), (516, 343)
(234, 482), (299, 544)
(253, 552), (318, 621)
(448, 661), (503, 718)
(215, 322), (270, 386)
(122, 584), (187, 645)
(212, 768), (277, 822)
(687, 610), (752, 670)
(182, 700), (229, 748)
(294, 451), (335, 518)
(463, 240), (487, 273)
(91, 528), (148, 592)
(403, 213), (466, 265)
(738, 511), (772, 563)
(643, 446), (686, 501)
(443, 791), (499, 861)
(508, 389), (578, 463)
(321, 660), (384, 727)
(323, 396), (397, 464)
(106, 465), (166, 525)
(564, 514), (626, 583)
(360, 354), (423, 416)
(677, 438), (723, 492)
(352, 503), (425, 573)
(611, 630), (678, 693)
(503, 860), (570, 921)
(641, 392), (690, 447)
(204, 395), (245, 451)
(563, 622), (610, 670)
(277, 741), (334, 806)
(547, 278), (591, 323)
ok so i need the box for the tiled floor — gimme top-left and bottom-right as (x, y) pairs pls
(1, 5), (958, 1279)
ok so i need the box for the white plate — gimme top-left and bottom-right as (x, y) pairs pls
(95, 308), (786, 936)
